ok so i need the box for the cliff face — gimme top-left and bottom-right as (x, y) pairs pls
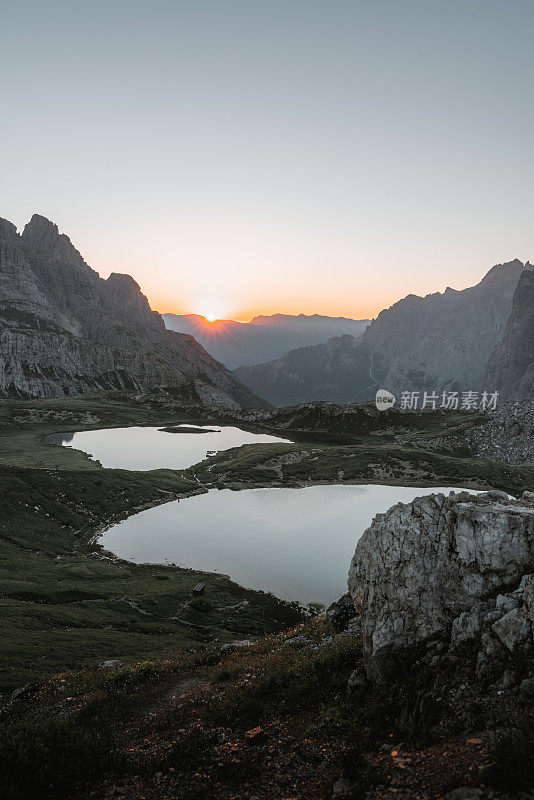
(236, 260), (531, 406)
(360, 260), (531, 397)
(485, 269), (534, 399)
(348, 490), (534, 675)
(0, 215), (267, 408)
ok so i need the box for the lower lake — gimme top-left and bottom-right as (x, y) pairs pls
(99, 484), (476, 605)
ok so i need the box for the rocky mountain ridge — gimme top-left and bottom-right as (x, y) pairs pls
(0, 215), (267, 407)
(235, 260), (533, 406)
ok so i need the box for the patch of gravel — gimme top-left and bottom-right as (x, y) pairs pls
(462, 400), (534, 464)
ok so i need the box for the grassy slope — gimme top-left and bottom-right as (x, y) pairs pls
(196, 435), (534, 497)
(0, 396), (303, 695)
(2, 616), (530, 800)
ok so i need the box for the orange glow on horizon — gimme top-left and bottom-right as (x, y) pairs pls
(151, 293), (392, 323)
(151, 297), (387, 324)
(148, 282), (416, 323)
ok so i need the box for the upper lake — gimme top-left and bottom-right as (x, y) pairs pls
(46, 424), (291, 470)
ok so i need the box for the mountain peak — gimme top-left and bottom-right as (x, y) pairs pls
(22, 214), (60, 244)
(478, 259), (532, 290)
(21, 214), (85, 266)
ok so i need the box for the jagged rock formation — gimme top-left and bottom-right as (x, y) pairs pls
(485, 269), (534, 399)
(163, 312), (369, 369)
(348, 491), (534, 676)
(0, 214), (267, 408)
(236, 261), (532, 406)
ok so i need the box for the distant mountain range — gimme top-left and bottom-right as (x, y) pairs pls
(0, 214), (267, 408)
(234, 260), (533, 406)
(162, 312), (370, 369)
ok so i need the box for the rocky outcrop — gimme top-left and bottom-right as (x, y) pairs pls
(485, 269), (534, 399)
(0, 214), (267, 408)
(236, 260), (532, 406)
(348, 491), (534, 675)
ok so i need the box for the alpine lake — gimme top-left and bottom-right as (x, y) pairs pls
(49, 424), (477, 605)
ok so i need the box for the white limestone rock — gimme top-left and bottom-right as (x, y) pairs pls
(348, 491), (534, 663)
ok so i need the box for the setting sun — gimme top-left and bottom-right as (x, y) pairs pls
(205, 313), (217, 322)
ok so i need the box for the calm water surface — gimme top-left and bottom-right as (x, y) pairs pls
(100, 484), (475, 604)
(47, 425), (291, 470)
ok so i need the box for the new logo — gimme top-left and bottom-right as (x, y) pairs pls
(375, 389), (396, 411)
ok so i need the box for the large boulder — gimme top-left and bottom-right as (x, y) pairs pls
(348, 491), (534, 669)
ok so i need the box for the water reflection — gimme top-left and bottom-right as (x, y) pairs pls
(46, 425), (292, 470)
(100, 484), (476, 604)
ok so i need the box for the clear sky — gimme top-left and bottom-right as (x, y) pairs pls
(2, 0), (533, 321)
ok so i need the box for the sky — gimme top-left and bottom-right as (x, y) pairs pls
(2, 0), (533, 321)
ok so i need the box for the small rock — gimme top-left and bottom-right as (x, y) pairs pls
(520, 677), (534, 701)
(445, 788), (481, 800)
(486, 490), (509, 502)
(492, 607), (529, 652)
(10, 687), (26, 703)
(284, 635), (311, 648)
(220, 639), (254, 653)
(245, 726), (267, 746)
(332, 778), (354, 798)
(483, 610), (502, 625)
(501, 668), (516, 689)
(495, 593), (519, 613)
(326, 592), (357, 634)
(99, 660), (122, 670)
(348, 665), (369, 694)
